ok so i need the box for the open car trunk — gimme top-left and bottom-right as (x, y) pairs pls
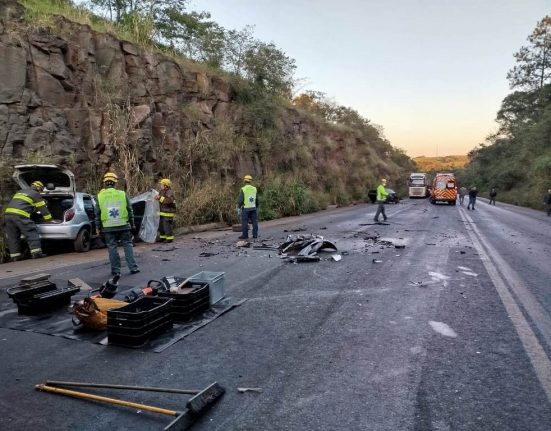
(34, 195), (75, 223)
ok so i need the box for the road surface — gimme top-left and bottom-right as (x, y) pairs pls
(1, 198), (550, 430)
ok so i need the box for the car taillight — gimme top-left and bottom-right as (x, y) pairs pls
(64, 208), (75, 222)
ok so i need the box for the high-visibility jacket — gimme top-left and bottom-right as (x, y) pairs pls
(4, 188), (52, 221)
(97, 187), (132, 230)
(376, 185), (388, 202)
(240, 184), (257, 209)
(158, 189), (176, 217)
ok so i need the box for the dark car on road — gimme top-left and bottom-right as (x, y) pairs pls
(368, 188), (400, 204)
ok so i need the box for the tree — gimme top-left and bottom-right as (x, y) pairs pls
(242, 41), (296, 96)
(507, 16), (551, 91)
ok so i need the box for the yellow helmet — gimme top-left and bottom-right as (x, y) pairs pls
(103, 172), (118, 183)
(160, 178), (171, 187)
(243, 175), (253, 183)
(31, 180), (44, 190)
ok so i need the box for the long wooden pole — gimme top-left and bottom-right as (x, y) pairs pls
(35, 384), (179, 417)
(45, 380), (199, 395)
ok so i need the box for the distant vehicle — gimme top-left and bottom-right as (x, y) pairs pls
(13, 164), (100, 252)
(384, 188), (400, 204)
(367, 188), (400, 204)
(408, 173), (429, 198)
(430, 172), (457, 205)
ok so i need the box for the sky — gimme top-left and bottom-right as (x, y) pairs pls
(192, 0), (550, 157)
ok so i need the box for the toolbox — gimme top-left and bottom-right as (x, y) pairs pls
(190, 271), (225, 305)
(107, 297), (173, 347)
(158, 281), (210, 322)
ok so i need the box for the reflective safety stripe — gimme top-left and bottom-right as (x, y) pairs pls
(13, 193), (34, 204)
(158, 212), (175, 217)
(30, 248), (42, 253)
(165, 235), (174, 240)
(159, 196), (165, 203)
(9, 253), (22, 258)
(35, 200), (46, 208)
(43, 214), (52, 220)
(5, 208), (31, 218)
(159, 235), (168, 239)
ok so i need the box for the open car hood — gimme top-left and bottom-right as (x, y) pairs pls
(12, 164), (76, 195)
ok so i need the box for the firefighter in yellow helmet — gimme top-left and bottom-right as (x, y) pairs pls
(4, 180), (52, 261)
(95, 172), (140, 276)
(237, 175), (259, 239)
(154, 178), (176, 243)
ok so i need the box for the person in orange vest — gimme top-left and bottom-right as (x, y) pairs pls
(237, 175), (259, 239)
(4, 180), (52, 261)
(154, 178), (176, 243)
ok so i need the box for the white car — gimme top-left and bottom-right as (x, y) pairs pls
(13, 164), (99, 252)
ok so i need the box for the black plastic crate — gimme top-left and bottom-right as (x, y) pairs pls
(7, 281), (57, 302)
(158, 283), (210, 322)
(107, 312), (172, 336)
(108, 317), (173, 348)
(12, 286), (79, 315)
(107, 297), (173, 329)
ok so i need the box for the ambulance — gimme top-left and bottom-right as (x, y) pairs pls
(430, 173), (457, 205)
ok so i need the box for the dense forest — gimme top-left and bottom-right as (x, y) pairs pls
(458, 16), (551, 208)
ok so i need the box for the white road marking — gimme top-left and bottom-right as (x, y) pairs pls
(429, 321), (458, 338)
(460, 207), (551, 403)
(457, 265), (472, 271)
(461, 271), (478, 277)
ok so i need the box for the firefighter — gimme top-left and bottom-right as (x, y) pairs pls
(95, 172), (140, 276)
(4, 180), (52, 261)
(154, 178), (176, 243)
(237, 175), (258, 239)
(373, 178), (388, 223)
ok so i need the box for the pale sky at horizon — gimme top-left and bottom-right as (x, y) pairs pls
(195, 0), (550, 157)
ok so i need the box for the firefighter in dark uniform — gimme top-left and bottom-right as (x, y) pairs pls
(154, 178), (176, 243)
(237, 175), (259, 239)
(4, 180), (51, 261)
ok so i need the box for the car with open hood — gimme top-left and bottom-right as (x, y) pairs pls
(12, 164), (99, 252)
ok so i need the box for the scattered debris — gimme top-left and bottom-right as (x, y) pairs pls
(408, 281), (422, 286)
(152, 246), (178, 252)
(319, 227), (327, 230)
(372, 259), (383, 264)
(288, 256), (321, 263)
(236, 240), (251, 248)
(283, 226), (307, 232)
(237, 387), (263, 394)
(394, 244), (405, 249)
(331, 254), (342, 262)
(425, 243), (437, 246)
(253, 244), (280, 251)
(199, 252), (218, 257)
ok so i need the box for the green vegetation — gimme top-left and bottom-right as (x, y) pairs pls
(458, 16), (551, 208)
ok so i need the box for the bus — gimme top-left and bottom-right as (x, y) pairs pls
(408, 173), (429, 198)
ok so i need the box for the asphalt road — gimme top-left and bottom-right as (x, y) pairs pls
(1, 198), (550, 431)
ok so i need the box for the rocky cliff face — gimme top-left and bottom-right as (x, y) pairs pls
(0, 0), (406, 197)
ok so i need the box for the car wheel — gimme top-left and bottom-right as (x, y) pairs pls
(74, 228), (91, 252)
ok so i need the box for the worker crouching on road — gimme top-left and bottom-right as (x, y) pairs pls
(4, 180), (51, 261)
(373, 178), (388, 223)
(95, 172), (140, 276)
(154, 178), (176, 243)
(237, 175), (259, 239)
